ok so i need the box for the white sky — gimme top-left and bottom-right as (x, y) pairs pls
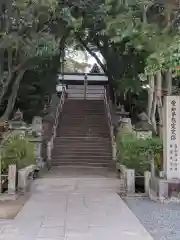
(65, 49), (104, 72)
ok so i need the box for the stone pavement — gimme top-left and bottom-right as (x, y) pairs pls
(0, 167), (153, 240)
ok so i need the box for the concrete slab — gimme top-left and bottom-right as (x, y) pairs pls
(0, 168), (153, 240)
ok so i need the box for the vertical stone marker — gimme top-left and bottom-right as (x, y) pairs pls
(32, 116), (42, 136)
(163, 96), (180, 179)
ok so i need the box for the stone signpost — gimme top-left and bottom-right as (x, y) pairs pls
(163, 96), (180, 180)
(32, 116), (42, 136)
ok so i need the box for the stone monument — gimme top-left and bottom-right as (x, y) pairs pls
(31, 116), (43, 167)
(163, 96), (180, 180)
(135, 112), (153, 139)
(114, 105), (133, 137)
(10, 108), (26, 129)
(12, 108), (23, 121)
(32, 116), (43, 137)
(148, 96), (180, 202)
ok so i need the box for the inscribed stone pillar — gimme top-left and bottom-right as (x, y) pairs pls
(32, 116), (42, 136)
(126, 169), (135, 193)
(8, 164), (16, 194)
(163, 96), (180, 179)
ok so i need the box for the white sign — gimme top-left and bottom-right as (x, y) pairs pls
(163, 96), (180, 179)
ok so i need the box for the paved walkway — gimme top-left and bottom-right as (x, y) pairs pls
(0, 167), (153, 240)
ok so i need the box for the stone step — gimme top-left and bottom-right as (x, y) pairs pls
(57, 130), (109, 134)
(55, 136), (110, 140)
(51, 162), (111, 167)
(54, 141), (111, 146)
(56, 135), (110, 138)
(57, 126), (109, 130)
(53, 147), (111, 152)
(52, 152), (112, 157)
(52, 148), (111, 152)
(57, 127), (109, 130)
(59, 122), (107, 125)
(52, 157), (111, 161)
(56, 133), (109, 137)
(52, 155), (112, 160)
(52, 99), (112, 168)
(54, 139), (111, 144)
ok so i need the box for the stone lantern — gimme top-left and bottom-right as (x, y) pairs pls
(116, 105), (134, 136)
(134, 112), (153, 139)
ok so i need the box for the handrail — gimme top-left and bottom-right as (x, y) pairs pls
(103, 87), (117, 161)
(47, 88), (66, 167)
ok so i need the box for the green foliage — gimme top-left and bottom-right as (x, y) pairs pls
(16, 56), (59, 122)
(117, 134), (163, 175)
(1, 135), (36, 173)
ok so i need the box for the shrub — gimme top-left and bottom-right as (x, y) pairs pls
(1, 135), (36, 173)
(117, 134), (163, 176)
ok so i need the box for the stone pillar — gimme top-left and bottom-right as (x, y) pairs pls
(112, 142), (117, 161)
(118, 117), (133, 137)
(18, 169), (27, 193)
(8, 164), (16, 194)
(163, 96), (180, 179)
(144, 171), (151, 194)
(47, 140), (52, 166)
(29, 137), (43, 168)
(32, 116), (43, 136)
(159, 180), (169, 202)
(126, 169), (135, 193)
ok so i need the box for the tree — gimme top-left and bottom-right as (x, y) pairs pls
(71, 0), (180, 136)
(0, 0), (64, 119)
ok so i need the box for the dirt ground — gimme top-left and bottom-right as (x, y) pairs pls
(0, 194), (29, 219)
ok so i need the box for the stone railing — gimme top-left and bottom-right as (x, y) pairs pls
(117, 163), (151, 195)
(103, 87), (117, 161)
(47, 88), (66, 167)
(0, 129), (14, 194)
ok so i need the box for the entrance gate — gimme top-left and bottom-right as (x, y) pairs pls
(57, 73), (108, 100)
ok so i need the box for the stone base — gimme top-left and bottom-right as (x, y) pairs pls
(149, 177), (180, 203)
(18, 165), (37, 193)
(0, 193), (20, 201)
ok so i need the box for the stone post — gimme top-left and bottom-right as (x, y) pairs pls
(112, 142), (117, 161)
(8, 164), (17, 194)
(29, 136), (43, 168)
(144, 171), (151, 194)
(126, 169), (135, 193)
(163, 96), (180, 179)
(47, 140), (52, 166)
(32, 116), (43, 137)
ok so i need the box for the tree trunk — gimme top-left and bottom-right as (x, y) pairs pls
(156, 70), (163, 138)
(0, 50), (14, 105)
(1, 69), (25, 120)
(151, 90), (157, 134)
(147, 75), (154, 123)
(0, 71), (14, 105)
(165, 70), (172, 95)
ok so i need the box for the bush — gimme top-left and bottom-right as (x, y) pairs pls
(1, 135), (36, 174)
(117, 134), (163, 176)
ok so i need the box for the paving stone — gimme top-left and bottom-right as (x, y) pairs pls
(42, 216), (65, 227)
(37, 226), (65, 238)
(36, 238), (64, 240)
(66, 216), (89, 232)
(0, 169), (153, 240)
(0, 234), (35, 240)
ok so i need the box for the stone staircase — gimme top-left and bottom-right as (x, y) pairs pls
(51, 100), (113, 168)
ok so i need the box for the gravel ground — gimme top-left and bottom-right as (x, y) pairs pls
(125, 197), (180, 240)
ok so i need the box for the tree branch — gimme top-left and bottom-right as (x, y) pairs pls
(77, 35), (107, 74)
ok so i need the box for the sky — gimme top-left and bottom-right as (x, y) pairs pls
(65, 49), (104, 73)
